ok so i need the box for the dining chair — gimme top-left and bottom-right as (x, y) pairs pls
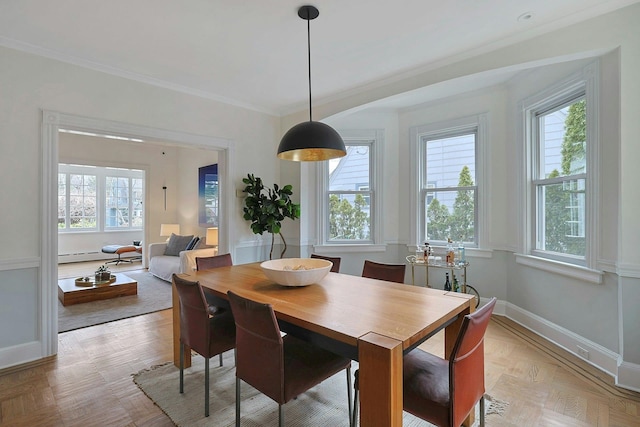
(173, 274), (236, 417)
(352, 297), (497, 427)
(310, 253), (341, 273)
(227, 290), (353, 427)
(361, 259), (406, 283)
(196, 253), (234, 366)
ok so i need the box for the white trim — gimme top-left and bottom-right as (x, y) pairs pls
(0, 257), (40, 271)
(515, 253), (603, 284)
(505, 302), (620, 379)
(409, 113), (489, 248)
(316, 129), (384, 247)
(313, 244), (387, 254)
(518, 61), (600, 269)
(617, 361), (640, 392)
(40, 110), (234, 363)
(0, 341), (46, 371)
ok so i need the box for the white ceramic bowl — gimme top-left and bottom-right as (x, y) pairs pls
(260, 258), (333, 287)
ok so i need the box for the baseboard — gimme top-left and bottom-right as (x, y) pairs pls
(617, 361), (640, 392)
(0, 341), (46, 371)
(505, 302), (621, 381)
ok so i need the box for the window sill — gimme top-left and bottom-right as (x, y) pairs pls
(313, 244), (387, 254)
(515, 253), (603, 284)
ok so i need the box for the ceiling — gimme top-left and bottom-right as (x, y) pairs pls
(1, 0), (636, 116)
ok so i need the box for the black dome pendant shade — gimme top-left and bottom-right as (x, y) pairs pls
(277, 5), (346, 162)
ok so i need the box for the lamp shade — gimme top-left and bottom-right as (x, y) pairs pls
(277, 121), (346, 161)
(206, 227), (219, 246)
(160, 223), (180, 237)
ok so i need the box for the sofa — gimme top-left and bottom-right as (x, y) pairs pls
(148, 238), (217, 282)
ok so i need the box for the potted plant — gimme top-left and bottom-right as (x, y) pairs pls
(95, 264), (111, 282)
(242, 174), (301, 260)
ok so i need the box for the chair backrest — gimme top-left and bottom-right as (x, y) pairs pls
(196, 253), (233, 271)
(310, 253), (341, 273)
(449, 297), (497, 427)
(361, 260), (406, 283)
(172, 274), (210, 356)
(227, 291), (285, 403)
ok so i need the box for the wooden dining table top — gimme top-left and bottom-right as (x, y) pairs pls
(182, 261), (474, 353)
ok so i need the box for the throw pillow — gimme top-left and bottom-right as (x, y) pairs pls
(164, 233), (194, 256)
(186, 236), (200, 251)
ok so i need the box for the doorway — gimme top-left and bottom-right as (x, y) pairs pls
(41, 110), (234, 356)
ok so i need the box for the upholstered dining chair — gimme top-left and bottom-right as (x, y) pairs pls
(196, 253), (234, 366)
(352, 297), (497, 427)
(310, 253), (341, 273)
(227, 290), (353, 427)
(172, 274), (236, 417)
(361, 260), (406, 283)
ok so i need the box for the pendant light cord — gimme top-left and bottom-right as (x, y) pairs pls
(307, 13), (312, 122)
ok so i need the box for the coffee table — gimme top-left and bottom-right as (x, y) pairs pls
(58, 273), (138, 306)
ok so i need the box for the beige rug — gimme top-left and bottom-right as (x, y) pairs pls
(133, 351), (507, 426)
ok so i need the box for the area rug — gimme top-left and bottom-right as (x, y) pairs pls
(58, 270), (172, 332)
(133, 352), (508, 427)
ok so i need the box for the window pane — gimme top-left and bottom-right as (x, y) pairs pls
(539, 98), (586, 178)
(106, 176), (130, 227)
(131, 178), (144, 227)
(426, 134), (475, 187)
(329, 145), (369, 191)
(58, 173), (66, 229)
(68, 174), (96, 229)
(328, 193), (371, 240)
(425, 189), (475, 242)
(539, 179), (585, 256)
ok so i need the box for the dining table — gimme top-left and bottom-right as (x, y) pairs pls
(173, 262), (475, 427)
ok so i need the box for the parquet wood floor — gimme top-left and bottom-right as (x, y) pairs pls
(1, 307), (638, 425)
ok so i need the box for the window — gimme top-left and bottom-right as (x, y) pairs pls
(58, 164), (144, 232)
(520, 61), (598, 270)
(318, 130), (383, 245)
(534, 97), (586, 258)
(410, 115), (485, 249)
(58, 170), (97, 229)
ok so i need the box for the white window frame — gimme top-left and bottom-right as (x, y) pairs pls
(58, 163), (145, 233)
(316, 129), (384, 249)
(409, 114), (489, 252)
(517, 61), (601, 283)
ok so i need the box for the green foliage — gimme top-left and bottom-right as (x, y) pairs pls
(426, 166), (475, 242)
(561, 99), (586, 175)
(329, 194), (370, 240)
(450, 166), (475, 242)
(242, 174), (301, 259)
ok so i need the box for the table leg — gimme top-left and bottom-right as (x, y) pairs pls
(358, 332), (403, 427)
(172, 281), (191, 368)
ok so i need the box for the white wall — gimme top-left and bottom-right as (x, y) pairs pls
(0, 44), (280, 368)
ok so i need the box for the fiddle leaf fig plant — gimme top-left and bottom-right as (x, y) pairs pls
(242, 174), (301, 260)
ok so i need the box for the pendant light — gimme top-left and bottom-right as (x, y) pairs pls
(277, 5), (346, 162)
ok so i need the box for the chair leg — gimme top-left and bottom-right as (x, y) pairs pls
(179, 343), (184, 394)
(278, 404), (284, 427)
(235, 378), (241, 427)
(219, 352), (223, 367)
(205, 357), (210, 417)
(352, 381), (359, 427)
(346, 365), (353, 426)
(480, 395), (485, 427)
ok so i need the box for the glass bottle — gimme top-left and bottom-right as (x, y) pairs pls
(415, 243), (424, 263)
(444, 272), (451, 291)
(457, 237), (465, 265)
(452, 273), (460, 292)
(446, 238), (455, 266)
